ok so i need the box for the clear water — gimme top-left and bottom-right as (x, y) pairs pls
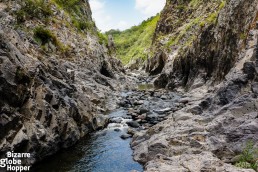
(32, 110), (143, 172)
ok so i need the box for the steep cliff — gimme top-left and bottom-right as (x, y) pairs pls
(131, 0), (258, 171)
(149, 0), (258, 90)
(0, 0), (125, 164)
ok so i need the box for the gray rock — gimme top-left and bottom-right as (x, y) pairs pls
(133, 100), (144, 105)
(109, 118), (123, 123)
(251, 82), (258, 95)
(0, 3), (126, 165)
(114, 128), (121, 132)
(139, 108), (149, 114)
(153, 108), (172, 114)
(160, 95), (167, 100)
(187, 105), (203, 115)
(243, 62), (256, 80)
(146, 51), (167, 76)
(126, 121), (140, 128)
(120, 134), (131, 140)
(153, 73), (168, 89)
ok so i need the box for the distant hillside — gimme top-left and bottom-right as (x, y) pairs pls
(106, 15), (160, 64)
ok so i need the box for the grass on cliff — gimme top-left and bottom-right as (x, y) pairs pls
(54, 0), (95, 32)
(235, 141), (258, 171)
(106, 15), (160, 64)
(34, 27), (58, 45)
(16, 0), (95, 32)
(97, 32), (108, 46)
(164, 0), (226, 50)
(33, 26), (70, 53)
(15, 0), (52, 23)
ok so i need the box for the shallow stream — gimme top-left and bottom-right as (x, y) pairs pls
(32, 109), (143, 172)
(32, 84), (180, 172)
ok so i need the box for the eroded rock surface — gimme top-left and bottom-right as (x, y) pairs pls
(131, 0), (258, 171)
(0, 0), (129, 165)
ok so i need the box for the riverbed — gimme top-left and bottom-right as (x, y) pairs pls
(32, 108), (143, 172)
(32, 83), (181, 172)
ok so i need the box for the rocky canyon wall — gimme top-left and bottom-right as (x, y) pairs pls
(132, 0), (258, 171)
(0, 0), (125, 164)
(149, 0), (258, 90)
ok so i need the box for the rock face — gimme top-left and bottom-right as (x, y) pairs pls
(133, 62), (258, 171)
(145, 51), (167, 76)
(0, 0), (126, 165)
(131, 0), (258, 171)
(151, 0), (258, 89)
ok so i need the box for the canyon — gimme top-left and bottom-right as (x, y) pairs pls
(0, 0), (258, 172)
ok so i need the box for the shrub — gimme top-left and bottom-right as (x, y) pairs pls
(72, 18), (94, 31)
(97, 32), (108, 46)
(54, 0), (80, 12)
(34, 26), (71, 54)
(34, 27), (58, 46)
(54, 0), (94, 32)
(206, 12), (218, 24)
(54, 0), (83, 19)
(235, 141), (258, 171)
(219, 1), (226, 10)
(176, 5), (187, 11)
(16, 0), (52, 22)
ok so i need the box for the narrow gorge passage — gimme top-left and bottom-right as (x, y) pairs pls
(31, 74), (182, 172)
(1, 0), (258, 171)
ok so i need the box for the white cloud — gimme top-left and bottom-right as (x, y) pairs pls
(89, 0), (132, 31)
(89, 0), (112, 31)
(117, 21), (130, 30)
(90, 0), (105, 11)
(135, 0), (166, 16)
(89, 0), (166, 32)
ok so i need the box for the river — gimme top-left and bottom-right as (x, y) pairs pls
(31, 108), (143, 172)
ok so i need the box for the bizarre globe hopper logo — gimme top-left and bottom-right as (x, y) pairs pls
(0, 151), (31, 172)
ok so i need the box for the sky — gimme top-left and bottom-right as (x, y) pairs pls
(89, 0), (166, 32)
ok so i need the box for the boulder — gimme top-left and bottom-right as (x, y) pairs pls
(126, 121), (140, 128)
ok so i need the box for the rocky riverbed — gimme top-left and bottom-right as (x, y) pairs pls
(131, 62), (258, 172)
(1, 0), (258, 171)
(30, 73), (185, 172)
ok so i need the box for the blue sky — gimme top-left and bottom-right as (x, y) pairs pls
(89, 0), (166, 32)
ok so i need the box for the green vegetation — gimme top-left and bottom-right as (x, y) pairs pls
(166, 17), (201, 47)
(175, 5), (187, 11)
(189, 0), (202, 8)
(54, 0), (95, 32)
(97, 32), (108, 46)
(34, 26), (70, 53)
(34, 27), (58, 46)
(72, 19), (95, 31)
(15, 0), (52, 23)
(165, 0), (226, 50)
(235, 141), (258, 171)
(106, 15), (160, 64)
(54, 0), (83, 17)
(219, 0), (226, 10)
(206, 12), (219, 24)
(16, 0), (95, 32)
